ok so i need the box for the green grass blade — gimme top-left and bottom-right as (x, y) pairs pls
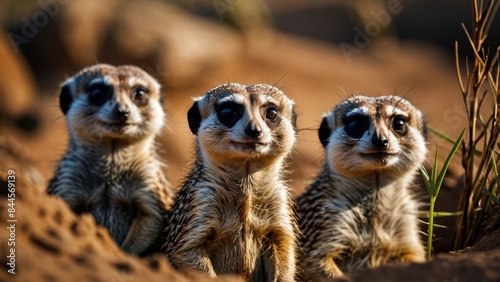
(431, 223), (449, 229)
(432, 211), (463, 217)
(419, 165), (432, 194)
(482, 187), (500, 205)
(428, 127), (458, 145)
(431, 147), (439, 196)
(417, 211), (463, 218)
(435, 128), (466, 194)
(429, 126), (481, 156)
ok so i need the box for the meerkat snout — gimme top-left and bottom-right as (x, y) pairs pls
(371, 130), (389, 149)
(245, 121), (263, 139)
(112, 103), (130, 123)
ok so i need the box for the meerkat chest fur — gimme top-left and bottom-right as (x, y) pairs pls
(48, 64), (173, 256)
(194, 160), (290, 267)
(297, 95), (427, 278)
(163, 83), (297, 281)
(65, 139), (158, 208)
(322, 171), (420, 245)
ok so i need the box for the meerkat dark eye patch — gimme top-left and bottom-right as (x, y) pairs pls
(216, 102), (244, 128)
(392, 116), (408, 135)
(344, 114), (369, 139)
(87, 83), (112, 106)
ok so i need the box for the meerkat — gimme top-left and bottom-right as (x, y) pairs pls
(47, 64), (174, 256)
(295, 95), (427, 280)
(161, 83), (298, 281)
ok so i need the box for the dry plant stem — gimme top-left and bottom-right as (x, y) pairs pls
(453, 0), (500, 249)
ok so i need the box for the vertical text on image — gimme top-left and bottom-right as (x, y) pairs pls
(6, 170), (16, 275)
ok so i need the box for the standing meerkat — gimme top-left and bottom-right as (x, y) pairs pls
(161, 83), (298, 281)
(296, 95), (427, 279)
(47, 64), (174, 256)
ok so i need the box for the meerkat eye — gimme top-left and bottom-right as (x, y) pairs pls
(392, 116), (407, 135)
(344, 115), (369, 139)
(134, 87), (148, 101)
(221, 108), (234, 118)
(265, 107), (278, 122)
(88, 83), (112, 106)
(216, 102), (244, 128)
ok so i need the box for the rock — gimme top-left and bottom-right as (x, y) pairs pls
(0, 28), (40, 132)
(6, 1), (70, 84)
(463, 228), (500, 253)
(56, 0), (123, 67)
(8, 0), (243, 88)
(99, 0), (243, 88)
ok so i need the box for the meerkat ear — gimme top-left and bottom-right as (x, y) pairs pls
(59, 83), (74, 115)
(187, 100), (202, 135)
(290, 104), (298, 131)
(421, 118), (428, 141)
(318, 116), (332, 148)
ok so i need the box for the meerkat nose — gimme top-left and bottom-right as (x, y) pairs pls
(245, 123), (263, 139)
(372, 133), (389, 149)
(113, 104), (130, 122)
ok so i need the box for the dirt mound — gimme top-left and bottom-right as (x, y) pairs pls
(340, 230), (500, 282)
(0, 138), (241, 282)
(342, 249), (500, 282)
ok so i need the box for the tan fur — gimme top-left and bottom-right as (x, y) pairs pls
(47, 64), (174, 256)
(161, 83), (297, 281)
(296, 95), (427, 280)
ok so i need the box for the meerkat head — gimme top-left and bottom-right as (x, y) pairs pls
(187, 83), (297, 164)
(318, 95), (427, 178)
(59, 64), (165, 143)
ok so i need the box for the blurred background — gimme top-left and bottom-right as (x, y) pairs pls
(1, 0), (497, 252)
